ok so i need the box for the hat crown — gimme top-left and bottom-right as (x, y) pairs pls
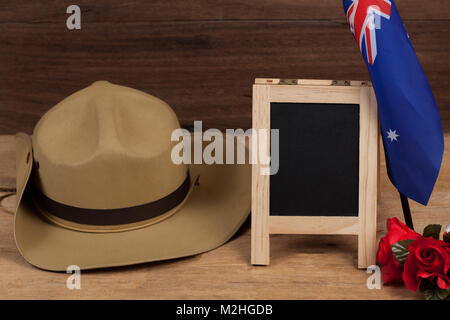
(32, 81), (187, 209)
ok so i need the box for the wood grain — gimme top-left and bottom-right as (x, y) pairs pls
(1, 132), (450, 299)
(269, 216), (360, 235)
(251, 84), (270, 265)
(1, 0), (449, 22)
(0, 4), (449, 134)
(358, 87), (379, 268)
(269, 85), (362, 104)
(0, 135), (16, 191)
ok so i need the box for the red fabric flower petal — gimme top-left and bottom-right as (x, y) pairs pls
(381, 260), (404, 284)
(403, 254), (421, 291)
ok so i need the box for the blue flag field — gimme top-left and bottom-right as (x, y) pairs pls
(343, 0), (444, 205)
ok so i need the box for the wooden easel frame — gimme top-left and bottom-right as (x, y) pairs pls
(251, 79), (379, 268)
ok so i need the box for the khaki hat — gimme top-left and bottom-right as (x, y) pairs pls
(14, 81), (250, 271)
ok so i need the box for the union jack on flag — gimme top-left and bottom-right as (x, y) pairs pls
(346, 0), (392, 64)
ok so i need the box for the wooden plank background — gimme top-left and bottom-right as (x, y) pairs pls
(0, 0), (449, 133)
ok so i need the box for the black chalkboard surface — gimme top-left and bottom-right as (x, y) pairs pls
(270, 103), (360, 217)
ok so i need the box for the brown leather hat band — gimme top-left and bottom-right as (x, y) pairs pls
(32, 173), (191, 226)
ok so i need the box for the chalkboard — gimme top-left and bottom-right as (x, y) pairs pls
(251, 79), (379, 268)
(270, 103), (360, 217)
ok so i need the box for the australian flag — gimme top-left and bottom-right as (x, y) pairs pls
(343, 0), (444, 205)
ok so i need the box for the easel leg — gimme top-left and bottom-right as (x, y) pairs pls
(358, 87), (378, 269)
(358, 196), (377, 268)
(251, 84), (271, 265)
(251, 197), (270, 265)
(251, 156), (270, 265)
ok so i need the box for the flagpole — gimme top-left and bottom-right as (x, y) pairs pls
(399, 192), (414, 230)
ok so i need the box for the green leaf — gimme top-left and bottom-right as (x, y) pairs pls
(420, 279), (450, 300)
(422, 287), (450, 301)
(392, 239), (415, 267)
(423, 224), (441, 240)
(444, 232), (450, 244)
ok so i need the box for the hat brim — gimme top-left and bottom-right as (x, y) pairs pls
(14, 133), (251, 271)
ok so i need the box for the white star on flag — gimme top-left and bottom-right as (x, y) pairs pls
(387, 129), (399, 142)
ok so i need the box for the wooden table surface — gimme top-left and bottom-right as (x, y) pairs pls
(0, 133), (449, 300)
